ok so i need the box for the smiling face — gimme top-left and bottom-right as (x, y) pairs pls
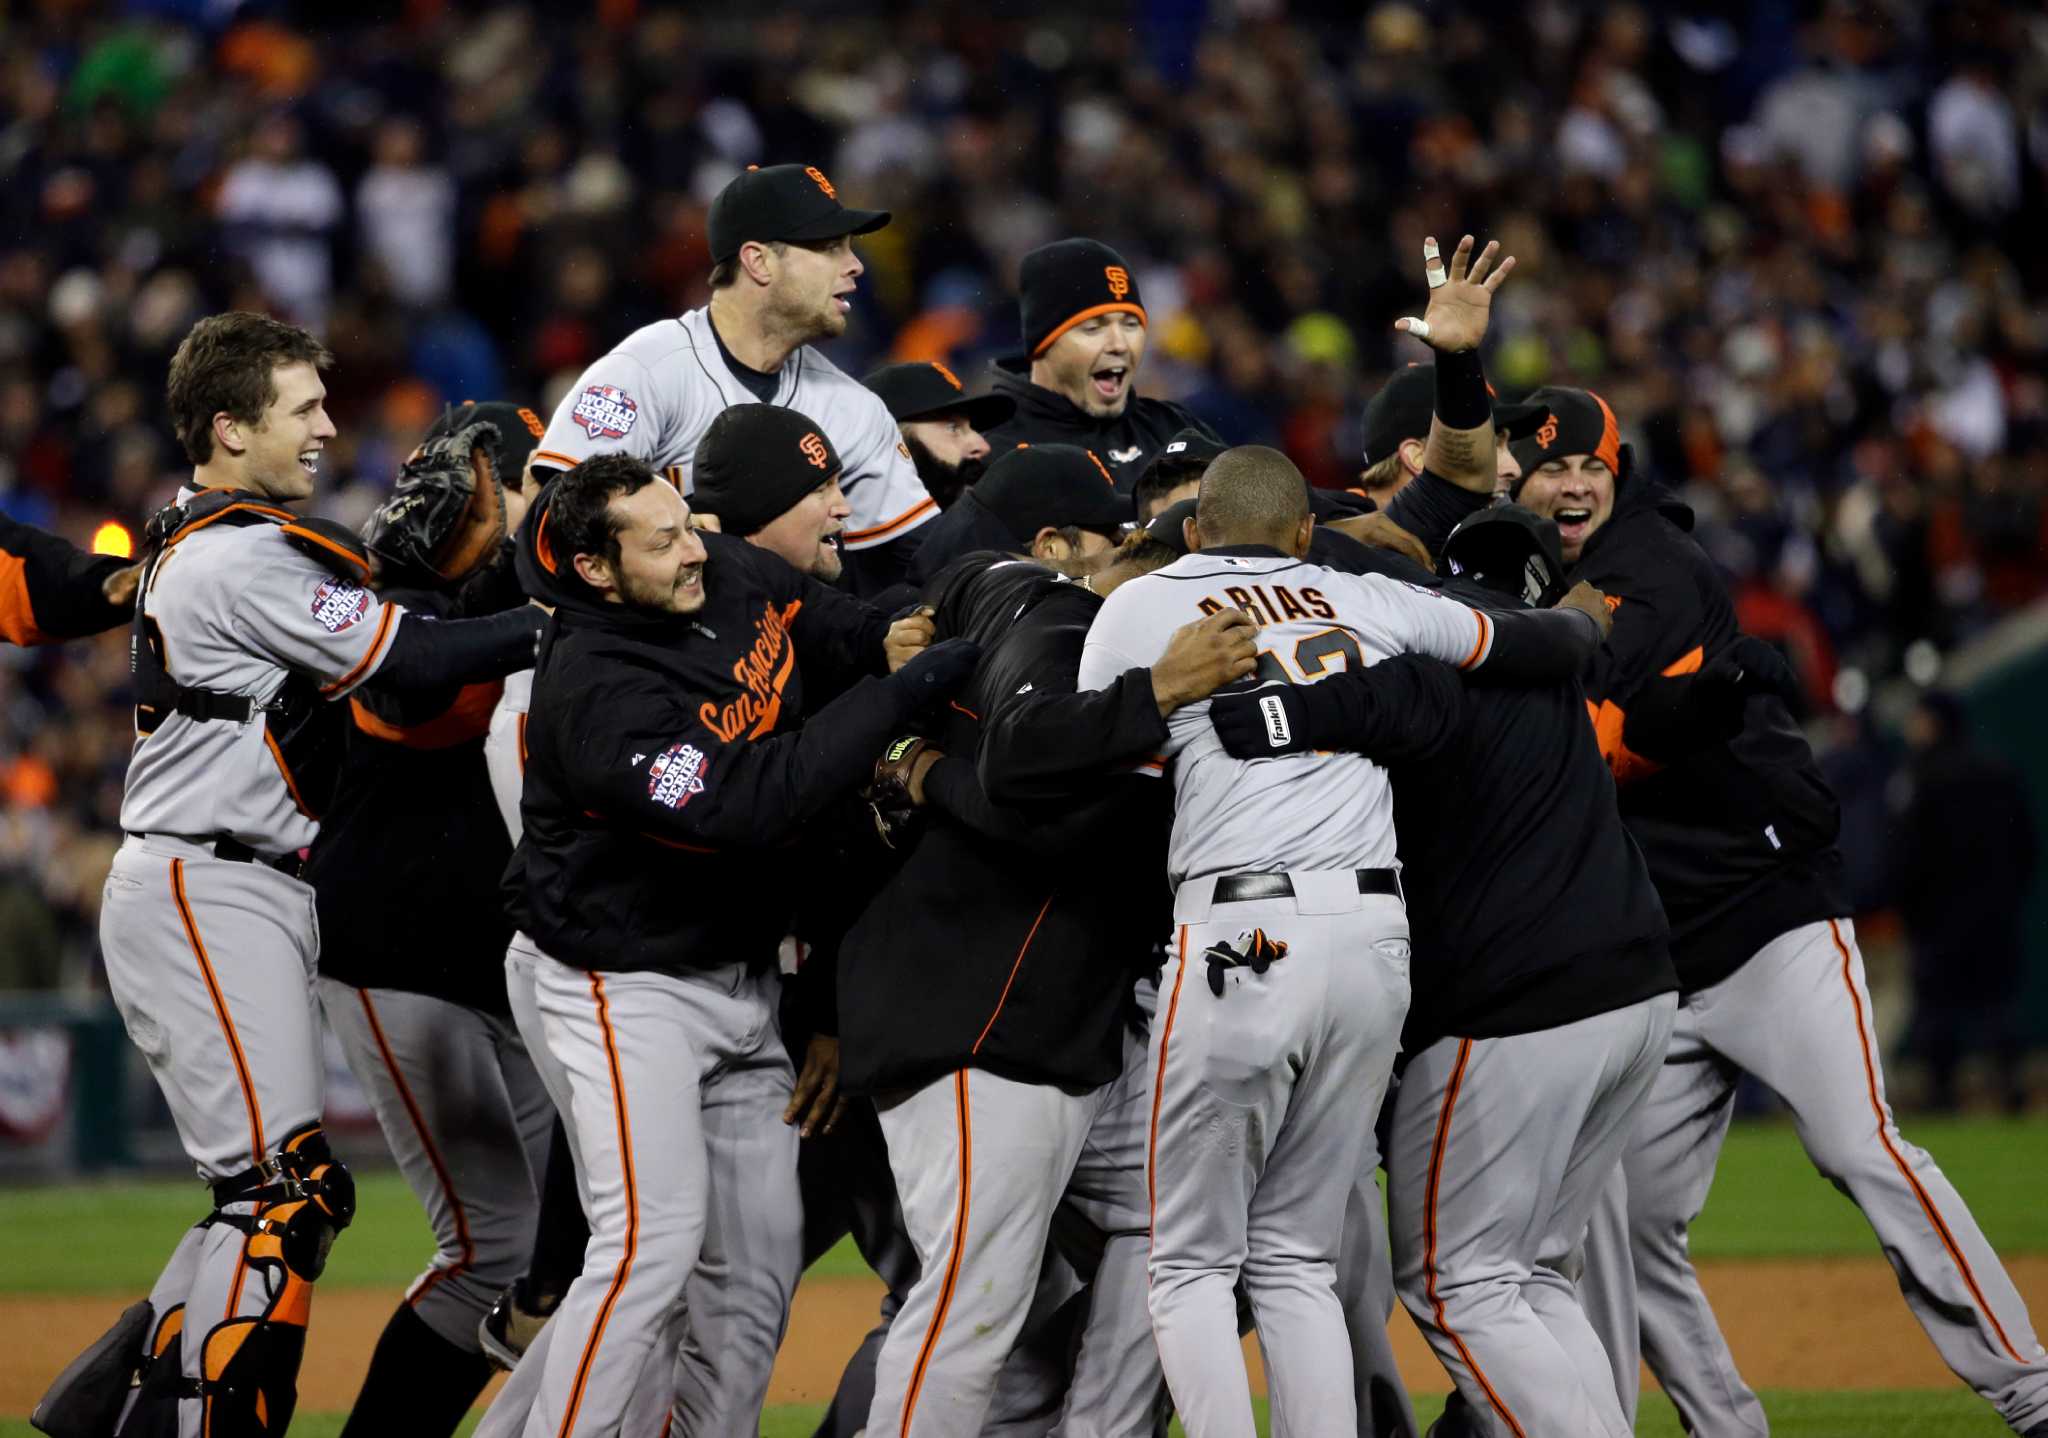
(1032, 312), (1147, 418)
(230, 360), (335, 502)
(583, 479), (709, 614)
(1515, 452), (1615, 563)
(765, 235), (864, 343)
(749, 475), (850, 581)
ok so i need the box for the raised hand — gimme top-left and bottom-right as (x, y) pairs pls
(1394, 234), (1514, 354)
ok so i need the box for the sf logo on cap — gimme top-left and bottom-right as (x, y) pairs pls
(800, 432), (831, 469)
(805, 166), (837, 200)
(1104, 266), (1130, 300)
(1536, 416), (1559, 449)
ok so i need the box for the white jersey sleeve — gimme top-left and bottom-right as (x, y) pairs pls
(835, 389), (938, 551)
(229, 552), (402, 699)
(533, 349), (665, 475)
(1341, 572), (1494, 670)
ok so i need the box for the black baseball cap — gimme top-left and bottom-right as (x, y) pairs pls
(1504, 386), (1622, 478)
(1443, 502), (1567, 608)
(862, 361), (1016, 432)
(707, 164), (890, 266)
(976, 444), (1131, 543)
(1143, 496), (1199, 556)
(1363, 368), (1562, 466)
(424, 400), (547, 491)
(689, 404), (843, 536)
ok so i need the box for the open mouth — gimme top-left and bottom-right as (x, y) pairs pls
(1091, 364), (1128, 401)
(299, 449), (321, 476)
(1555, 507), (1593, 541)
(833, 289), (854, 315)
(676, 565), (704, 597)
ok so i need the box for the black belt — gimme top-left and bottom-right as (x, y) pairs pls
(140, 834), (306, 881)
(1211, 868), (1402, 905)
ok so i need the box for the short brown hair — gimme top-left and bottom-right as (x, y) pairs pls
(707, 239), (786, 290)
(1358, 451), (1407, 494)
(166, 312), (332, 464)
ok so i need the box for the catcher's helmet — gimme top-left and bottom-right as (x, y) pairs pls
(1442, 503), (1567, 610)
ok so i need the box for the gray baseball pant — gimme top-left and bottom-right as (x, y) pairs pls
(1583, 919), (2048, 1435)
(1338, 1151), (1421, 1438)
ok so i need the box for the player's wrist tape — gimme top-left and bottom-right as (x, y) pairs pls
(1433, 346), (1491, 428)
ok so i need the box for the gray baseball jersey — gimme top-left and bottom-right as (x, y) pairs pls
(120, 509), (402, 854)
(1077, 548), (1495, 883)
(533, 308), (935, 551)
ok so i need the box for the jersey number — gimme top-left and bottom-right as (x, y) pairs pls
(1253, 628), (1364, 686)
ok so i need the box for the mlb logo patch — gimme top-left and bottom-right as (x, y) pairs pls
(573, 384), (640, 441)
(310, 578), (370, 633)
(647, 741), (710, 810)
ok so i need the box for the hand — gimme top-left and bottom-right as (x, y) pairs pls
(893, 636), (981, 699)
(1701, 636), (1801, 711)
(101, 563), (141, 608)
(1151, 609), (1258, 715)
(1325, 513), (1435, 572)
(1393, 234), (1515, 353)
(1556, 581), (1614, 638)
(783, 1034), (848, 1138)
(885, 606), (935, 673)
(1210, 684), (1314, 758)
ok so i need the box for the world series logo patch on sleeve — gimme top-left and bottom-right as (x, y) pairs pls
(310, 578), (370, 633)
(647, 741), (709, 809)
(573, 384), (640, 441)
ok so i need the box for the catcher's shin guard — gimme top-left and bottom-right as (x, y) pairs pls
(131, 1123), (357, 1437)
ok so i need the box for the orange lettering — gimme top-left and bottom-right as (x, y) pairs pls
(696, 599), (804, 742)
(805, 166), (838, 200)
(800, 432), (831, 469)
(1536, 416), (1559, 449)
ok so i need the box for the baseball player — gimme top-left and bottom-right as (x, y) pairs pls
(908, 443), (1133, 587)
(1077, 446), (1608, 1437)
(839, 544), (1258, 1438)
(1496, 381), (2048, 1438)
(34, 312), (544, 1438)
(863, 360), (1016, 511)
(530, 163), (935, 597)
(306, 401), (557, 1438)
(498, 427), (976, 1438)
(982, 239), (1220, 491)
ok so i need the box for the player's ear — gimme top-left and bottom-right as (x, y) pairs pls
(1030, 527), (1069, 562)
(738, 239), (780, 288)
(1182, 514), (1202, 553)
(571, 550), (614, 593)
(212, 410), (248, 457)
(1294, 513), (1315, 557)
(1398, 435), (1426, 477)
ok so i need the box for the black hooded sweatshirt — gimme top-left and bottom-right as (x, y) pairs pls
(504, 490), (908, 975)
(983, 358), (1218, 494)
(1391, 469), (1845, 993)
(836, 557), (1171, 1096)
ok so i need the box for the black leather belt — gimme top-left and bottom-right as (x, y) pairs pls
(1211, 868), (1402, 904)
(140, 833), (306, 881)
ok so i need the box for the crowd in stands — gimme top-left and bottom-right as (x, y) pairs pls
(1, 0), (2045, 989)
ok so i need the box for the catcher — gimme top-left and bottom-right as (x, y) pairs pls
(305, 401), (556, 1438)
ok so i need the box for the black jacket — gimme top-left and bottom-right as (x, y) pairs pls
(0, 510), (130, 644)
(505, 499), (906, 976)
(837, 564), (1170, 1096)
(984, 359), (1218, 494)
(1390, 469), (1844, 992)
(309, 549), (526, 1011)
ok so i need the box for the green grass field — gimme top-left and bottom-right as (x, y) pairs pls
(5, 1115), (2043, 1434)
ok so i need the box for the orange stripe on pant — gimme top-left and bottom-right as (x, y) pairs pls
(170, 859), (265, 1161)
(557, 974), (639, 1438)
(355, 989), (478, 1306)
(1830, 920), (2024, 1363)
(1146, 926), (1190, 1230)
(1422, 1039), (1527, 1438)
(900, 1069), (973, 1437)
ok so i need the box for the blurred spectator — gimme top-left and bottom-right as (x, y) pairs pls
(215, 112), (343, 331)
(357, 117), (457, 312)
(1894, 693), (2036, 1111)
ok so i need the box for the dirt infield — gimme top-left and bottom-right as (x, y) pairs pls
(6, 1257), (2045, 1416)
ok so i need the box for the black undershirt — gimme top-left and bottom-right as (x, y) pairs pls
(711, 316), (781, 402)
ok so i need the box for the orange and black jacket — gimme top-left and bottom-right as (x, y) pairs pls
(506, 505), (898, 976)
(984, 358), (1218, 495)
(0, 511), (130, 644)
(836, 562), (1170, 1097)
(306, 548), (526, 1013)
(1569, 480), (1845, 992)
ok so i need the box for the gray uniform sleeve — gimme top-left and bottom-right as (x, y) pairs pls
(533, 350), (664, 475)
(836, 388), (939, 551)
(1348, 572), (1496, 670)
(229, 552), (404, 698)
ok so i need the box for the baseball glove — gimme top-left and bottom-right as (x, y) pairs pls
(361, 419), (508, 586)
(865, 735), (935, 850)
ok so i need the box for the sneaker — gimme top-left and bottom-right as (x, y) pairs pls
(478, 1282), (554, 1372)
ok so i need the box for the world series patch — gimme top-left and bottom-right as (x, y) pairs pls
(310, 578), (370, 633)
(573, 384), (639, 441)
(647, 741), (709, 809)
